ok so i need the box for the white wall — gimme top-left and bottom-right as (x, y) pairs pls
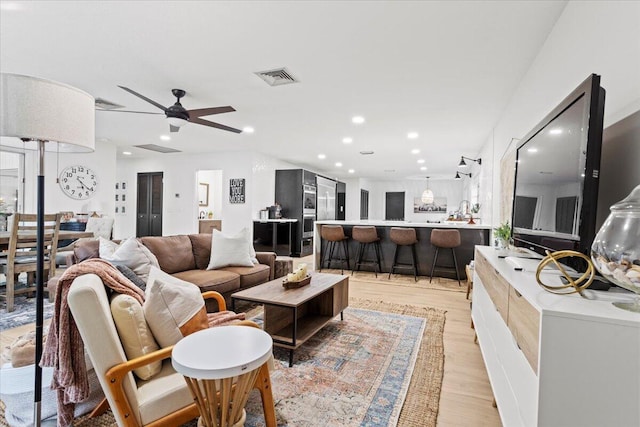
(482, 1), (640, 226)
(12, 140), (117, 216)
(196, 170), (222, 219)
(364, 178), (465, 222)
(114, 150), (298, 239)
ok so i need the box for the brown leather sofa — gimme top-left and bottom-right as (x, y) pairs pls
(49, 234), (276, 302)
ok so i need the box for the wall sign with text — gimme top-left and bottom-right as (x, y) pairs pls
(229, 178), (245, 204)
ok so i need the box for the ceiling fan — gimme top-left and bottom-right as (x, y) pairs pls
(113, 86), (242, 133)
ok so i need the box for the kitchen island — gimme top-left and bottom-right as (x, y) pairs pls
(314, 220), (491, 280)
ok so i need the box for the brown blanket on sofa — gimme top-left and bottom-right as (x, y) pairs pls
(40, 258), (145, 427)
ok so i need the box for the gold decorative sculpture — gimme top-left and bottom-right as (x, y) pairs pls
(535, 250), (596, 296)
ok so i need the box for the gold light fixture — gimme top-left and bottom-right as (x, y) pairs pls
(458, 156), (482, 167)
(421, 176), (434, 204)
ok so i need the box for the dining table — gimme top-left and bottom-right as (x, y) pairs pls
(0, 230), (94, 246)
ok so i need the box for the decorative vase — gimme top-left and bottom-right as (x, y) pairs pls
(591, 185), (640, 312)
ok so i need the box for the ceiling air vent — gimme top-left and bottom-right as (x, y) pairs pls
(134, 144), (181, 153)
(95, 98), (125, 110)
(254, 67), (299, 86)
(359, 150), (375, 155)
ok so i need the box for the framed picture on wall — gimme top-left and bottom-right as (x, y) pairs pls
(229, 178), (245, 204)
(413, 197), (447, 213)
(198, 183), (209, 206)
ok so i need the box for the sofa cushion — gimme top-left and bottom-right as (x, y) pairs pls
(219, 264), (271, 289)
(143, 267), (209, 348)
(172, 269), (241, 295)
(140, 235), (196, 274)
(188, 233), (212, 270)
(100, 237), (160, 282)
(74, 239), (101, 263)
(207, 228), (254, 270)
(110, 294), (161, 380)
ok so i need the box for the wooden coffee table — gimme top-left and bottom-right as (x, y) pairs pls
(231, 272), (349, 366)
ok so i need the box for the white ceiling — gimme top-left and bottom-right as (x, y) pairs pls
(0, 1), (567, 180)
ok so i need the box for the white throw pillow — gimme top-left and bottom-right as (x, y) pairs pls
(143, 266), (208, 348)
(99, 237), (160, 282)
(206, 228), (254, 270)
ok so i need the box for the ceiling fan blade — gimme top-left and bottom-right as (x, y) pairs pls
(186, 106), (236, 117)
(170, 125), (180, 133)
(97, 109), (164, 115)
(190, 117), (242, 133)
(118, 86), (168, 112)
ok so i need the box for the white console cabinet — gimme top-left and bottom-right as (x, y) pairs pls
(472, 246), (640, 427)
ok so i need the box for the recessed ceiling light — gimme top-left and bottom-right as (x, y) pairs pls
(348, 169), (355, 174)
(420, 166), (427, 171)
(407, 132), (419, 139)
(527, 147), (538, 153)
(417, 159), (425, 164)
(122, 151), (132, 156)
(242, 126), (255, 133)
(160, 135), (171, 141)
(411, 149), (420, 154)
(335, 162), (343, 167)
(549, 128), (562, 135)
(342, 137), (353, 144)
(318, 154), (326, 159)
(352, 116), (365, 124)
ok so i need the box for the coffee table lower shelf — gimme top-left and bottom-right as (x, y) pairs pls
(270, 314), (335, 348)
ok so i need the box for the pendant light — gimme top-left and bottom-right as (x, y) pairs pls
(421, 176), (434, 204)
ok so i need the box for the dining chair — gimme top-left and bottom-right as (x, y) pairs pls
(0, 213), (61, 312)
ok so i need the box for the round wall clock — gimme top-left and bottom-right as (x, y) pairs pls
(59, 165), (98, 200)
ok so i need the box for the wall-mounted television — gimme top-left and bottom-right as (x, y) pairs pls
(511, 74), (606, 262)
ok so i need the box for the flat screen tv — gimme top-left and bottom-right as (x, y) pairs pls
(511, 74), (606, 263)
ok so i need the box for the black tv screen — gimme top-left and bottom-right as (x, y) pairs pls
(512, 74), (606, 259)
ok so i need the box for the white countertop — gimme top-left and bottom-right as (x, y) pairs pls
(476, 246), (640, 326)
(253, 218), (298, 223)
(315, 219), (491, 230)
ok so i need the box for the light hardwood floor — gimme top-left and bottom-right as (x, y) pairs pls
(1, 261), (502, 426)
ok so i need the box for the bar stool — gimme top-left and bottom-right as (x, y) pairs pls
(429, 229), (462, 285)
(352, 226), (382, 277)
(320, 225), (350, 273)
(389, 227), (418, 281)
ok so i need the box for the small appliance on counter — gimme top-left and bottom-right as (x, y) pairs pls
(259, 209), (269, 220)
(268, 204), (282, 219)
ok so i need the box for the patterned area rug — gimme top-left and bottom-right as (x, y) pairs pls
(0, 299), (445, 427)
(0, 295), (54, 331)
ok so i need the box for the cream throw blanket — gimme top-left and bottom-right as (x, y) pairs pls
(40, 258), (145, 427)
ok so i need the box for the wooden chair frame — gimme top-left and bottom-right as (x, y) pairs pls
(101, 291), (276, 427)
(0, 213), (61, 311)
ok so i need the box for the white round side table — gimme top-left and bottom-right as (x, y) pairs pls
(172, 326), (273, 427)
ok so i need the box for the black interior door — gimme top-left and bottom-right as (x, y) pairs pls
(137, 172), (163, 237)
(514, 195), (537, 229)
(556, 196), (577, 234)
(385, 192), (405, 221)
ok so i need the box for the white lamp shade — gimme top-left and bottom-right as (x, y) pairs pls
(421, 189), (434, 204)
(0, 73), (95, 152)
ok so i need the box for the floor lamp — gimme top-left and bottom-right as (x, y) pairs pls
(0, 73), (95, 426)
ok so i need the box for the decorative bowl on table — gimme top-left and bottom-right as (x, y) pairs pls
(282, 263), (311, 289)
(591, 185), (640, 312)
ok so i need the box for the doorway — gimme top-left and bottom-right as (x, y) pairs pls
(136, 172), (163, 237)
(360, 189), (369, 220)
(385, 192), (405, 221)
